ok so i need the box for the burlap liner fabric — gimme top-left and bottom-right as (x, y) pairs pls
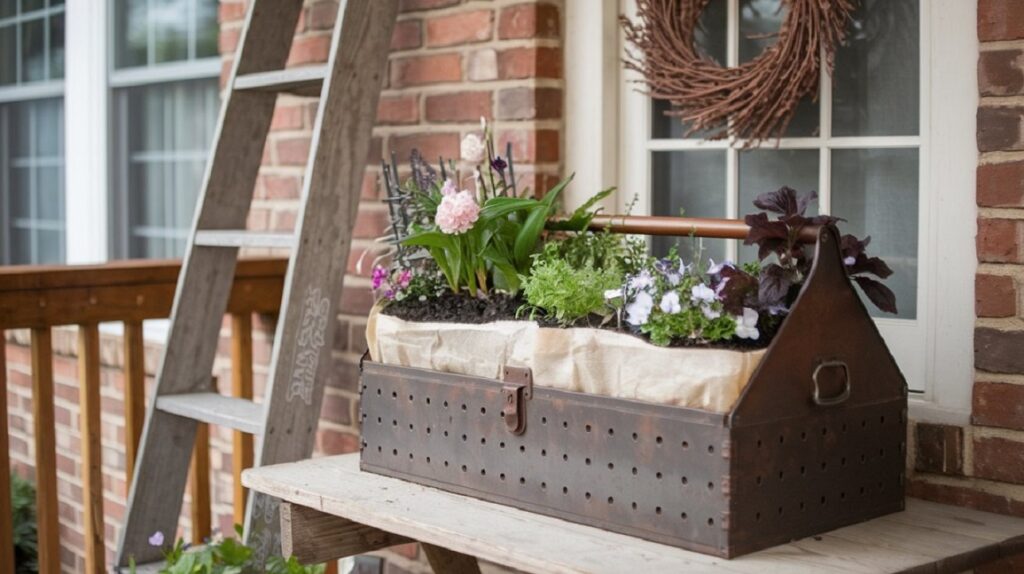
(367, 306), (766, 413)
(621, 0), (855, 142)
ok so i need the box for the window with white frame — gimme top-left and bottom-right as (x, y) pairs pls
(0, 0), (65, 265)
(110, 0), (219, 259)
(611, 0), (978, 417)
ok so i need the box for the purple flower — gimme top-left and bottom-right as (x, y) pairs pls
(384, 289), (395, 300)
(371, 265), (388, 290)
(490, 156), (508, 174)
(148, 531), (165, 547)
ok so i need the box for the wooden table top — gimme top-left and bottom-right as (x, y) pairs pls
(243, 454), (1024, 574)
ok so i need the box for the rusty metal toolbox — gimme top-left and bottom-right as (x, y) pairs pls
(358, 225), (908, 558)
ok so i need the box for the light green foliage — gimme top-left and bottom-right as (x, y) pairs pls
(641, 305), (737, 347)
(11, 473), (38, 574)
(522, 257), (621, 325)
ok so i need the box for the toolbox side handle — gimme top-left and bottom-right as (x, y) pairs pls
(812, 360), (851, 407)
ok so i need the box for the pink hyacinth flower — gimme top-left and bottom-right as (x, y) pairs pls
(435, 187), (480, 235)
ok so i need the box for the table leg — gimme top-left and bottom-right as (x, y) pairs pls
(421, 543), (482, 574)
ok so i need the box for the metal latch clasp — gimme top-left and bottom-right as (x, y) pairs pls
(501, 367), (532, 435)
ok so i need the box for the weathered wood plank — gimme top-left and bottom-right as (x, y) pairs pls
(78, 324), (106, 574)
(191, 422), (211, 545)
(123, 320), (146, 483)
(280, 503), (411, 564)
(0, 343), (14, 574)
(194, 231), (295, 249)
(234, 65), (326, 96)
(246, 0), (400, 562)
(30, 328), (60, 574)
(116, 0), (304, 562)
(243, 455), (1024, 574)
(232, 313), (255, 526)
(421, 543), (482, 574)
(155, 393), (263, 435)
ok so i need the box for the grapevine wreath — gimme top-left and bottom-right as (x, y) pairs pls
(622, 0), (856, 142)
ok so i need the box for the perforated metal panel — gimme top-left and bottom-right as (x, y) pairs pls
(359, 362), (733, 556)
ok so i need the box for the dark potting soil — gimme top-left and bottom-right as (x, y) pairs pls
(382, 292), (774, 351)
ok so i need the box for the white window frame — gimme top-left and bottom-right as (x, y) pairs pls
(564, 0), (977, 423)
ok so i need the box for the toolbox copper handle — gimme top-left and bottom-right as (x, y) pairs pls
(812, 360), (851, 407)
(556, 214), (820, 243)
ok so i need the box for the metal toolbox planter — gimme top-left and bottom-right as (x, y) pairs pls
(358, 225), (908, 558)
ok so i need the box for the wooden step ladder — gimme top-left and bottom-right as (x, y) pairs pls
(116, 1), (399, 568)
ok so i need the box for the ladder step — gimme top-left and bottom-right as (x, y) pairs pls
(194, 230), (296, 249)
(234, 65), (326, 97)
(155, 393), (263, 435)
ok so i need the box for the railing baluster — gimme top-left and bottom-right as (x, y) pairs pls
(78, 324), (105, 574)
(30, 327), (60, 574)
(190, 422), (211, 545)
(123, 320), (146, 484)
(231, 313), (254, 526)
(0, 339), (14, 573)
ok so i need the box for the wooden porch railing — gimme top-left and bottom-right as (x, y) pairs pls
(0, 257), (287, 573)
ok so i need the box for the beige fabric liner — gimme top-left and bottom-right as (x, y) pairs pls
(366, 306), (766, 413)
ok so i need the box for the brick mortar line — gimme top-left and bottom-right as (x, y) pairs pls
(390, 37), (562, 56)
(975, 316), (1024, 329)
(979, 150), (1024, 164)
(976, 373), (1024, 385)
(979, 39), (1024, 52)
(373, 120), (565, 135)
(979, 96), (1024, 107)
(979, 207), (1024, 219)
(382, 78), (564, 94)
(909, 472), (1024, 500)
(972, 425), (1024, 443)
(399, 0), (563, 20)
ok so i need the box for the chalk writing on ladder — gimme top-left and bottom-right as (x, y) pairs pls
(288, 286), (330, 405)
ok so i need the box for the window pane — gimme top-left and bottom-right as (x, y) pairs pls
(3, 98), (65, 265)
(115, 0), (149, 68)
(651, 150), (728, 262)
(122, 79), (218, 259)
(153, 0), (190, 64)
(650, 0), (727, 139)
(831, 148), (918, 319)
(20, 0), (43, 11)
(195, 0), (219, 58)
(0, 0), (13, 18)
(0, 25), (14, 85)
(20, 17), (45, 82)
(832, 0), (919, 137)
(738, 149), (819, 264)
(49, 12), (64, 79)
(739, 0), (818, 136)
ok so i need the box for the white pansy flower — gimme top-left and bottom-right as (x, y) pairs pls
(604, 288), (623, 301)
(659, 291), (682, 314)
(460, 133), (486, 164)
(734, 307), (760, 340)
(628, 270), (655, 292)
(690, 283), (716, 305)
(625, 291), (654, 326)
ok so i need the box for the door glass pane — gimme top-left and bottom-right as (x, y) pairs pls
(651, 150), (728, 262)
(0, 25), (14, 85)
(49, 12), (64, 79)
(832, 0), (919, 137)
(650, 0), (727, 139)
(115, 0), (149, 68)
(0, 0), (14, 18)
(738, 149), (819, 264)
(739, 0), (817, 137)
(4, 98), (65, 264)
(20, 0), (43, 11)
(123, 79), (218, 259)
(152, 0), (190, 64)
(831, 148), (918, 319)
(20, 17), (45, 82)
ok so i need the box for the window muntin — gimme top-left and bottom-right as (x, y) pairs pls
(647, 0), (921, 322)
(0, 0), (65, 86)
(1, 97), (64, 264)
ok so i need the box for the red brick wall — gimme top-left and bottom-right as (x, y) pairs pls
(4, 1), (561, 572)
(907, 0), (1024, 541)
